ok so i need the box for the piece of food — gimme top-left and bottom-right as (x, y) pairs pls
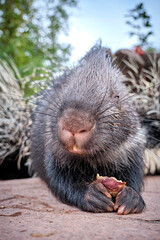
(96, 174), (126, 197)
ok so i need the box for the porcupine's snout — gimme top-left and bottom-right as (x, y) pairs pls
(58, 108), (95, 154)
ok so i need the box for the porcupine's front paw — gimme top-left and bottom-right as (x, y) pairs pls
(82, 181), (114, 213)
(114, 186), (146, 215)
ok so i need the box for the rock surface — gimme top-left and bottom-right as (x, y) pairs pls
(0, 176), (160, 240)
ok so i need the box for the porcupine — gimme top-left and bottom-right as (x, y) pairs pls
(31, 44), (146, 214)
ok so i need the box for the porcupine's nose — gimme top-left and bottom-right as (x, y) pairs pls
(58, 109), (95, 153)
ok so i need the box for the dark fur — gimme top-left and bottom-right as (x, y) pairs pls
(31, 45), (145, 214)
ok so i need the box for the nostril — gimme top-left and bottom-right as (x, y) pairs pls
(78, 123), (95, 134)
(79, 129), (87, 133)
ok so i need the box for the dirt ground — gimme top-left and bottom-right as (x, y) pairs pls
(0, 176), (160, 240)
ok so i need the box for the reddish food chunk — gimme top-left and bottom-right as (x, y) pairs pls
(96, 174), (126, 197)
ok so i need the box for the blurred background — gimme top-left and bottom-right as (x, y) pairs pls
(0, 0), (159, 95)
(59, 0), (160, 64)
(0, 0), (160, 179)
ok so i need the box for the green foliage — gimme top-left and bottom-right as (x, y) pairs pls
(145, 46), (157, 52)
(125, 2), (153, 48)
(0, 0), (78, 96)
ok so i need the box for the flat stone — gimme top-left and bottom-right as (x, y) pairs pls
(0, 176), (160, 240)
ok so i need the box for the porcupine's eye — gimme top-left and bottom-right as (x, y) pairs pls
(113, 94), (121, 109)
(114, 95), (119, 99)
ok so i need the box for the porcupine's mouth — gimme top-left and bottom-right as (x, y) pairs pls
(68, 144), (86, 155)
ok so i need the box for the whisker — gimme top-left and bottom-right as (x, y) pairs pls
(99, 125), (160, 167)
(32, 111), (57, 119)
(97, 110), (137, 121)
(31, 130), (56, 135)
(4, 107), (57, 121)
(100, 124), (160, 145)
(96, 81), (160, 118)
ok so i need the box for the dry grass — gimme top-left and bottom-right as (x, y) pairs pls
(0, 60), (31, 170)
(123, 53), (160, 174)
(123, 54), (160, 119)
